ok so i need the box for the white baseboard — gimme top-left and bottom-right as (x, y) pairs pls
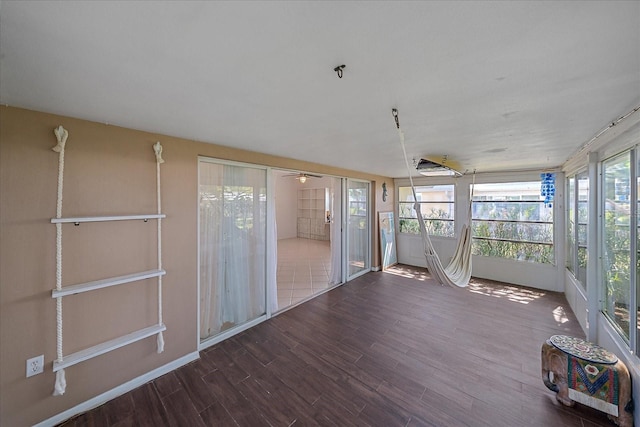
(199, 316), (266, 351)
(34, 351), (200, 427)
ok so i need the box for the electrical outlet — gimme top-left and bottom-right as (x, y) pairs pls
(26, 355), (44, 377)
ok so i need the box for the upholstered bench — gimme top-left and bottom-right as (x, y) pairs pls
(541, 335), (633, 426)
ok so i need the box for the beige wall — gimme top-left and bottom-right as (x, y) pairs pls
(275, 172), (300, 240)
(0, 106), (393, 426)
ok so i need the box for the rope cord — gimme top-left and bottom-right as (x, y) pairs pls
(397, 126), (437, 256)
(156, 150), (162, 324)
(52, 125), (68, 395)
(153, 142), (165, 353)
(393, 110), (472, 287)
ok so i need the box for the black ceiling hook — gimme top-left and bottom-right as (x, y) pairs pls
(334, 64), (346, 78)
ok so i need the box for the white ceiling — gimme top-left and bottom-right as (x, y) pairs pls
(1, 1), (639, 178)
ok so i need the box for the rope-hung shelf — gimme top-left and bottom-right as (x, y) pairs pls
(50, 126), (166, 396)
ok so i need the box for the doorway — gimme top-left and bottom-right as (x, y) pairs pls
(274, 170), (343, 311)
(198, 161), (368, 349)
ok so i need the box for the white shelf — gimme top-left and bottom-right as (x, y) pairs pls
(53, 324), (166, 372)
(49, 135), (167, 386)
(51, 214), (166, 224)
(52, 269), (166, 298)
(297, 187), (329, 241)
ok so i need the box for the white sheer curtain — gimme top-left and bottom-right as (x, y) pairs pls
(329, 177), (342, 285)
(199, 161), (266, 341)
(266, 170), (278, 314)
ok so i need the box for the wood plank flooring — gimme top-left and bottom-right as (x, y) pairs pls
(60, 265), (614, 426)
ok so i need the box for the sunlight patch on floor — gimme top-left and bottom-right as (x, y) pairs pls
(552, 305), (570, 323)
(467, 279), (546, 304)
(383, 266), (547, 305)
(383, 265), (432, 281)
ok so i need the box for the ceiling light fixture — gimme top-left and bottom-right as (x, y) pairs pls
(299, 175), (307, 183)
(393, 109), (462, 177)
(415, 156), (462, 177)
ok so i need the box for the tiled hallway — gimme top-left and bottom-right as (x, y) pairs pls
(276, 238), (333, 310)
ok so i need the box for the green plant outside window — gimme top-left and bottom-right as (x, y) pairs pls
(471, 181), (554, 264)
(398, 185), (455, 237)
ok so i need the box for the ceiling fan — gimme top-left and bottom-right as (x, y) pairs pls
(282, 172), (323, 183)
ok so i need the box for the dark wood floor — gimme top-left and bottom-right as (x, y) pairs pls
(60, 265), (614, 426)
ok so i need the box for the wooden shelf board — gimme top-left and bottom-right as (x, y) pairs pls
(52, 269), (166, 298)
(51, 214), (165, 224)
(53, 324), (166, 372)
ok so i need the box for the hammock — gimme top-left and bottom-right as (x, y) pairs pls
(394, 110), (473, 288)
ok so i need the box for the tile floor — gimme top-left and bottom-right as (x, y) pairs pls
(276, 237), (332, 311)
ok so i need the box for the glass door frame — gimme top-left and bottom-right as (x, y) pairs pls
(197, 157), (270, 351)
(197, 159), (372, 351)
(346, 178), (372, 281)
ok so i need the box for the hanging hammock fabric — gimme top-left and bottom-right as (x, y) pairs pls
(395, 115), (473, 288)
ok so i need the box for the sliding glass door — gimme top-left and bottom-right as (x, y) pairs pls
(197, 161), (372, 345)
(347, 179), (371, 279)
(199, 159), (267, 343)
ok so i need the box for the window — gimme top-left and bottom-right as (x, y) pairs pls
(636, 154), (639, 352)
(567, 176), (576, 273)
(472, 181), (554, 264)
(398, 185), (455, 237)
(602, 150), (637, 348)
(636, 153), (639, 352)
(566, 171), (589, 288)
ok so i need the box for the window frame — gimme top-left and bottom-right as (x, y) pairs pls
(601, 148), (638, 353)
(566, 170), (589, 290)
(397, 184), (456, 238)
(471, 180), (555, 264)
